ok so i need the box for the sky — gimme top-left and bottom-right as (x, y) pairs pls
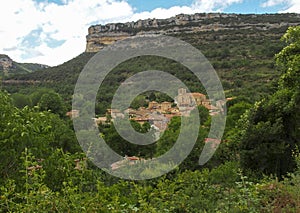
(0, 0), (299, 66)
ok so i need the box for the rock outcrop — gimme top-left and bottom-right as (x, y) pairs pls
(0, 54), (13, 76)
(86, 13), (300, 52)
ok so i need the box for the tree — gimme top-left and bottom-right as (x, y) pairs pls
(130, 95), (147, 109)
(148, 92), (156, 101)
(225, 101), (252, 131)
(238, 26), (300, 178)
(11, 93), (32, 108)
(38, 91), (66, 117)
(30, 88), (55, 106)
(103, 120), (156, 158)
(198, 105), (209, 125)
(0, 91), (79, 187)
(155, 117), (181, 156)
(276, 26), (300, 90)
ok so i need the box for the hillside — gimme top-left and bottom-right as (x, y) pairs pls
(0, 54), (49, 77)
(4, 13), (300, 107)
(3, 52), (95, 95)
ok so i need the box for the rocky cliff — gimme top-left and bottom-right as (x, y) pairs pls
(86, 13), (300, 52)
(0, 55), (14, 76)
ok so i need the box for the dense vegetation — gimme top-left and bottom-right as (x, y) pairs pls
(0, 22), (300, 212)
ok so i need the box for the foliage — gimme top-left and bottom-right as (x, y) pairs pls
(101, 120), (156, 158)
(10, 93), (32, 108)
(238, 26), (300, 178)
(2, 150), (299, 212)
(0, 91), (80, 187)
(38, 91), (67, 117)
(198, 105), (209, 125)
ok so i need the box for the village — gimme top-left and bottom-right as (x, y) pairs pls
(67, 88), (227, 132)
(89, 88), (225, 132)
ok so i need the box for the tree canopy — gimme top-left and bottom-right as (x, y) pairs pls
(239, 26), (300, 177)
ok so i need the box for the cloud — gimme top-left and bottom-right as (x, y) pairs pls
(261, 0), (300, 12)
(0, 0), (244, 66)
(3, 47), (18, 52)
(21, 49), (44, 59)
(261, 0), (287, 7)
(280, 0), (300, 12)
(0, 0), (135, 65)
(192, 0), (243, 12)
(118, 0), (244, 21)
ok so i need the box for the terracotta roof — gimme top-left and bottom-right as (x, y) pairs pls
(191, 92), (206, 97)
(205, 105), (219, 110)
(226, 97), (236, 101)
(204, 138), (221, 144)
(127, 156), (140, 160)
(204, 138), (221, 149)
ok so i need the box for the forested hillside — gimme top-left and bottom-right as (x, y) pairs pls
(3, 14), (300, 109)
(2, 21), (291, 114)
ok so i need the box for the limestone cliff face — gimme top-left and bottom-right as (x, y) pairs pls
(86, 32), (131, 52)
(86, 13), (300, 52)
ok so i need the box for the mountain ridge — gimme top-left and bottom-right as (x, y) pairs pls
(0, 54), (49, 77)
(86, 13), (300, 52)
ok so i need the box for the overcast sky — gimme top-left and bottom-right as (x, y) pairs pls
(0, 0), (299, 66)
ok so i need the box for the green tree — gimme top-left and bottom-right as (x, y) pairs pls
(276, 26), (300, 90)
(155, 116), (181, 156)
(0, 90), (79, 187)
(38, 91), (66, 117)
(239, 26), (300, 178)
(225, 101), (252, 131)
(11, 93), (32, 108)
(148, 92), (156, 101)
(198, 105), (209, 125)
(103, 120), (156, 158)
(30, 88), (55, 106)
(130, 95), (147, 109)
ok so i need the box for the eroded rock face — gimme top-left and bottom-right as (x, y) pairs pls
(86, 13), (300, 52)
(0, 54), (13, 76)
(86, 32), (131, 52)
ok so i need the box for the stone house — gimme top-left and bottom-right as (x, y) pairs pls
(161, 101), (172, 112)
(148, 101), (159, 109)
(175, 88), (211, 109)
